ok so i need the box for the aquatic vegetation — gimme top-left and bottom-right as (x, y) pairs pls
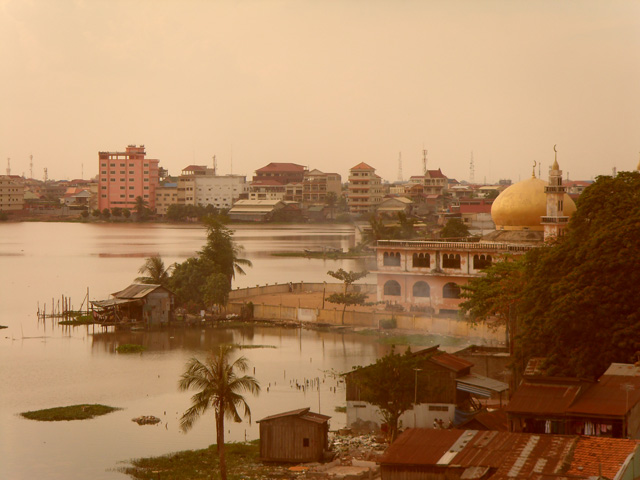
(21, 404), (120, 421)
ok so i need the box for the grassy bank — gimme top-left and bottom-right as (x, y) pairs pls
(21, 404), (120, 421)
(120, 440), (293, 480)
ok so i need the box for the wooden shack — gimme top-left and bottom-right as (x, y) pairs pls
(91, 284), (175, 326)
(257, 407), (331, 463)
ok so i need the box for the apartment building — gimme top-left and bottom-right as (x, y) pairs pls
(347, 162), (383, 214)
(0, 175), (25, 211)
(97, 145), (160, 211)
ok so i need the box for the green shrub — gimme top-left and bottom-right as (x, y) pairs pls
(380, 317), (397, 329)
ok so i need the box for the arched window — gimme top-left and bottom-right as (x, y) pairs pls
(443, 282), (461, 299)
(384, 280), (401, 296)
(473, 254), (493, 270)
(412, 253), (430, 268)
(383, 251), (401, 266)
(442, 253), (461, 269)
(413, 281), (430, 298)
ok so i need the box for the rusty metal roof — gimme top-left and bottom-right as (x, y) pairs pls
(112, 284), (166, 299)
(505, 377), (591, 415)
(567, 373), (640, 417)
(257, 407), (330, 424)
(380, 429), (636, 480)
(430, 352), (474, 373)
(458, 409), (508, 431)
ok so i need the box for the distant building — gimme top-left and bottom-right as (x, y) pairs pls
(98, 145), (160, 211)
(347, 162), (384, 214)
(0, 175), (25, 211)
(176, 165), (247, 209)
(302, 169), (341, 206)
(249, 163), (307, 201)
(227, 199), (285, 222)
(155, 183), (178, 215)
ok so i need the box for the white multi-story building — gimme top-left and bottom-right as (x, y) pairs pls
(178, 165), (247, 209)
(347, 162), (384, 214)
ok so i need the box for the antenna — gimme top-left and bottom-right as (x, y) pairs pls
(397, 152), (403, 182)
(213, 155), (217, 176)
(6, 157), (10, 176)
(539, 162), (541, 178)
(81, 163), (84, 180)
(44, 167), (48, 183)
(230, 146), (233, 174)
(30, 155), (33, 179)
(613, 166), (617, 176)
(422, 149), (428, 176)
(469, 151), (475, 184)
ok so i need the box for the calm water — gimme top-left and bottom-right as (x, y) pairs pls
(0, 223), (468, 479)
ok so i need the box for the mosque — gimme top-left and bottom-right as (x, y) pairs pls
(375, 151), (576, 314)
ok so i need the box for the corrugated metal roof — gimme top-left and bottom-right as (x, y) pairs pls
(381, 429), (622, 480)
(604, 363), (640, 377)
(430, 352), (474, 373)
(505, 378), (590, 415)
(112, 284), (164, 299)
(457, 373), (509, 394)
(567, 374), (640, 417)
(257, 407), (330, 424)
(458, 409), (508, 431)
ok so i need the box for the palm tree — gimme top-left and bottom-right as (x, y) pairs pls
(136, 255), (172, 286)
(178, 346), (260, 480)
(200, 215), (252, 287)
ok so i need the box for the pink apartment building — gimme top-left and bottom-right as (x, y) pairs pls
(98, 145), (159, 211)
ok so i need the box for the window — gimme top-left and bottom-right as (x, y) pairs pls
(428, 405), (448, 412)
(443, 282), (461, 299)
(120, 171), (125, 174)
(384, 280), (401, 296)
(129, 194), (134, 198)
(473, 254), (492, 270)
(129, 171), (135, 175)
(144, 186), (149, 190)
(110, 171), (115, 175)
(442, 254), (461, 269)
(110, 178), (115, 182)
(412, 253), (430, 268)
(101, 171), (107, 175)
(120, 163), (125, 167)
(383, 251), (401, 267)
(101, 194), (107, 198)
(120, 186), (125, 190)
(101, 186), (107, 190)
(129, 186), (135, 190)
(129, 163), (134, 167)
(110, 163), (115, 167)
(302, 438), (310, 447)
(413, 281), (430, 298)
(101, 163), (107, 167)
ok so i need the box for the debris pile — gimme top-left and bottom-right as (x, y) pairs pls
(329, 430), (387, 462)
(132, 415), (161, 425)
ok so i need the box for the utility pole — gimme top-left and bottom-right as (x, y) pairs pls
(469, 151), (475, 184)
(397, 152), (403, 182)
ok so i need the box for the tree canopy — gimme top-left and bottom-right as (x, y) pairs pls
(440, 218), (470, 238)
(326, 269), (369, 324)
(348, 347), (420, 441)
(460, 171), (640, 379)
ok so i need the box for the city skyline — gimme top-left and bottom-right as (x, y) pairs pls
(1, 1), (639, 183)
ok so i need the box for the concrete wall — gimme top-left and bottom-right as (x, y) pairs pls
(227, 282), (505, 345)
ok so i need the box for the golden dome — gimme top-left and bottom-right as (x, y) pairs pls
(491, 177), (576, 231)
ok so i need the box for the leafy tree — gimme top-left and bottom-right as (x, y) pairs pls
(179, 346), (260, 480)
(460, 256), (525, 353)
(349, 347), (420, 441)
(134, 196), (150, 221)
(168, 215), (251, 310)
(80, 210), (89, 219)
(111, 207), (123, 217)
(136, 255), (173, 287)
(485, 189), (500, 200)
(326, 269), (369, 324)
(101, 208), (111, 219)
(91, 209), (101, 218)
(122, 208), (131, 219)
(440, 218), (470, 238)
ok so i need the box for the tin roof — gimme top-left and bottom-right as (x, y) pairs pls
(458, 409), (508, 431)
(429, 351), (474, 373)
(257, 407), (330, 424)
(505, 378), (590, 415)
(380, 429), (637, 480)
(112, 284), (167, 299)
(567, 373), (640, 417)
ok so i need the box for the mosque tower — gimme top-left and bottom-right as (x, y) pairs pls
(541, 145), (570, 242)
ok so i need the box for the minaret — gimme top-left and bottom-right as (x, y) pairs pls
(541, 145), (569, 242)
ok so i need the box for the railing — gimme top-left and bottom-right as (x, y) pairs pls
(377, 239), (536, 253)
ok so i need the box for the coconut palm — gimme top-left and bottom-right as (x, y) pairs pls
(136, 255), (172, 287)
(178, 345), (260, 480)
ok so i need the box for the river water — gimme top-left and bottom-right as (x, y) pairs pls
(0, 222), (471, 479)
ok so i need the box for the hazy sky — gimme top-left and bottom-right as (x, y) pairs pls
(1, 0), (639, 184)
